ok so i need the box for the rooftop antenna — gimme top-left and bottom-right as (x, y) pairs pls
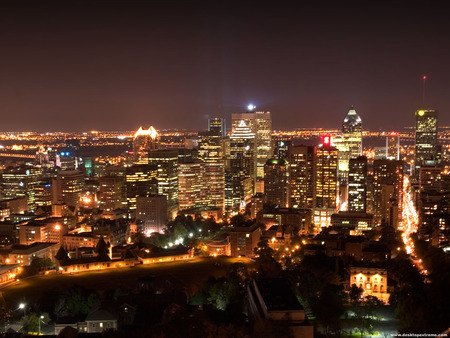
(422, 75), (427, 108)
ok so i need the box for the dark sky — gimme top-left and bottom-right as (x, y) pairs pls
(1, 1), (450, 132)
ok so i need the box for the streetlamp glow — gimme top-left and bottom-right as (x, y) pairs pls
(247, 104), (255, 111)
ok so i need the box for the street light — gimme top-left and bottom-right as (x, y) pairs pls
(38, 315), (44, 335)
(18, 303), (26, 317)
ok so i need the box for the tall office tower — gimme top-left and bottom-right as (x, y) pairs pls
(348, 156), (368, 212)
(231, 107), (273, 181)
(264, 159), (289, 208)
(230, 118), (256, 212)
(133, 126), (159, 164)
(178, 160), (203, 211)
(98, 176), (126, 212)
(419, 166), (442, 193)
(254, 111), (273, 180)
(288, 145), (316, 209)
(335, 106), (363, 182)
(34, 181), (53, 207)
(53, 170), (85, 208)
(1, 166), (42, 211)
(208, 117), (226, 137)
(136, 195), (167, 234)
(125, 164), (158, 212)
(386, 132), (400, 160)
(415, 109), (438, 173)
(147, 149), (179, 216)
(198, 131), (225, 212)
(373, 159), (404, 225)
(273, 138), (292, 161)
(314, 135), (338, 229)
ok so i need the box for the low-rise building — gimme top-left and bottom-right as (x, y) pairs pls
(229, 222), (262, 258)
(349, 263), (390, 303)
(0, 242), (59, 265)
(247, 278), (313, 337)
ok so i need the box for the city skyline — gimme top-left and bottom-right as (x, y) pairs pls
(2, 1), (450, 131)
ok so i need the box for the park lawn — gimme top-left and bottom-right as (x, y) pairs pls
(0, 256), (254, 308)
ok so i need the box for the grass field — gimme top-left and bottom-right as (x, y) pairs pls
(0, 256), (254, 308)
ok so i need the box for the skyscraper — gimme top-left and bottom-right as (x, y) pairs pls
(264, 159), (289, 208)
(288, 145), (316, 209)
(386, 132), (400, 160)
(348, 156), (368, 213)
(198, 131), (225, 212)
(415, 109), (438, 173)
(254, 111), (273, 180)
(53, 170), (84, 209)
(147, 149), (179, 216)
(229, 117), (256, 212)
(335, 106), (362, 182)
(133, 126), (159, 164)
(314, 135), (338, 229)
(208, 117), (226, 137)
(178, 160), (203, 211)
(125, 164), (158, 212)
(373, 159), (404, 225)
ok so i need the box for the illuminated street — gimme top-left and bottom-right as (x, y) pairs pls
(400, 175), (419, 255)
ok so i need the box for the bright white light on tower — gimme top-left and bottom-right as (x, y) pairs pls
(247, 104), (255, 111)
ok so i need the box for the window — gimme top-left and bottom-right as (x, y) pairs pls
(99, 323), (103, 328)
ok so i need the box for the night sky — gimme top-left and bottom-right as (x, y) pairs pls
(1, 1), (450, 132)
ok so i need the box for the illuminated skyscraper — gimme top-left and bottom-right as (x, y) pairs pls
(198, 131), (225, 212)
(147, 150), (179, 216)
(178, 160), (203, 211)
(386, 132), (400, 160)
(231, 106), (273, 181)
(335, 106), (362, 182)
(1, 166), (42, 211)
(264, 159), (289, 208)
(230, 117), (255, 211)
(373, 159), (403, 225)
(133, 126), (159, 164)
(415, 109), (438, 172)
(98, 176), (126, 212)
(314, 136), (338, 229)
(125, 164), (158, 212)
(208, 117), (226, 137)
(53, 170), (84, 209)
(136, 195), (167, 234)
(348, 156), (367, 213)
(254, 111), (273, 180)
(288, 145), (316, 209)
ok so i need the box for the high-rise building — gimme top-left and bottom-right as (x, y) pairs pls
(98, 176), (126, 212)
(58, 147), (78, 170)
(198, 131), (225, 212)
(348, 156), (368, 213)
(288, 145), (316, 209)
(273, 138), (292, 161)
(133, 126), (159, 164)
(419, 166), (442, 193)
(1, 166), (42, 211)
(34, 181), (53, 207)
(125, 164), (158, 212)
(264, 159), (289, 208)
(208, 117), (226, 137)
(254, 111), (273, 180)
(335, 106), (362, 182)
(231, 107), (273, 181)
(386, 132), (400, 160)
(147, 149), (179, 216)
(53, 170), (85, 209)
(314, 136), (338, 229)
(178, 160), (203, 211)
(229, 117), (256, 212)
(415, 109), (438, 173)
(136, 195), (167, 234)
(373, 159), (404, 225)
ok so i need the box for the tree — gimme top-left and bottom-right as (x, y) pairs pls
(353, 296), (381, 338)
(349, 284), (363, 306)
(19, 312), (50, 334)
(54, 287), (99, 318)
